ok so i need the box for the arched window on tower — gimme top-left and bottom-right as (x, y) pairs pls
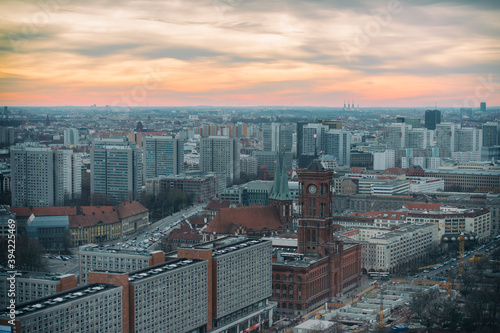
(307, 230), (310, 242)
(312, 230), (316, 242)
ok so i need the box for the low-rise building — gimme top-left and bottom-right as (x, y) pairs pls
(342, 223), (439, 273)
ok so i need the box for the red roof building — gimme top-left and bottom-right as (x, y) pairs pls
(204, 206), (285, 237)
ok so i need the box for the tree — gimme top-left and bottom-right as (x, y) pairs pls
(0, 235), (47, 271)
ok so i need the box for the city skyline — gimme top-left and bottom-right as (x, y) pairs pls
(1, 0), (499, 107)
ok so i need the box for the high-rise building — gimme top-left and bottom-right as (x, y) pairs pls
(0, 272), (77, 308)
(143, 135), (183, 179)
(63, 128), (79, 145)
(480, 102), (486, 111)
(424, 109), (441, 130)
(86, 237), (276, 333)
(407, 128), (433, 149)
(435, 123), (460, 155)
(263, 123), (294, 152)
(200, 136), (240, 186)
(240, 154), (258, 176)
(296, 121), (308, 157)
(385, 123), (411, 150)
(456, 127), (482, 152)
(91, 139), (143, 204)
(11, 145), (82, 207)
(0, 284), (123, 333)
(324, 129), (351, 166)
(396, 116), (421, 128)
(0, 126), (14, 146)
(482, 122), (499, 147)
(302, 124), (328, 155)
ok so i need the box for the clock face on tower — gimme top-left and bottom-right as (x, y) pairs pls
(308, 184), (317, 194)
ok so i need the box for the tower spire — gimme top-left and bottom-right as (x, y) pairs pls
(270, 150), (281, 199)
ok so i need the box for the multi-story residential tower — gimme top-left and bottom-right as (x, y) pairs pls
(456, 127), (482, 152)
(385, 123), (411, 150)
(200, 136), (240, 185)
(143, 135), (183, 179)
(436, 123), (460, 155)
(91, 139), (143, 204)
(0, 272), (77, 308)
(482, 122), (499, 147)
(263, 123), (294, 152)
(11, 145), (82, 207)
(0, 284), (123, 333)
(407, 128), (433, 149)
(302, 124), (329, 155)
(324, 129), (351, 166)
(63, 128), (79, 145)
(424, 109), (441, 130)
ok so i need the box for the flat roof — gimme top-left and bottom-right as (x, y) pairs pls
(127, 258), (205, 283)
(0, 284), (120, 319)
(426, 169), (500, 176)
(79, 244), (157, 257)
(180, 237), (269, 257)
(0, 271), (74, 282)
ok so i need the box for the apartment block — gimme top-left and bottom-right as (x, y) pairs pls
(143, 135), (183, 179)
(11, 145), (82, 207)
(0, 284), (123, 333)
(178, 237), (275, 332)
(0, 272), (77, 308)
(91, 139), (143, 204)
(78, 244), (165, 284)
(145, 173), (218, 203)
(361, 223), (438, 273)
(200, 136), (240, 186)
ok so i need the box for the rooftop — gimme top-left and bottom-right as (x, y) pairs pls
(0, 271), (74, 282)
(182, 236), (268, 257)
(426, 169), (500, 176)
(127, 258), (205, 283)
(79, 244), (158, 257)
(0, 284), (120, 318)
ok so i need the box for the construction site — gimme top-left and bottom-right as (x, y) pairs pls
(293, 278), (461, 333)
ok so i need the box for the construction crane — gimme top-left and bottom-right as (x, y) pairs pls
(429, 222), (476, 276)
(259, 162), (267, 181)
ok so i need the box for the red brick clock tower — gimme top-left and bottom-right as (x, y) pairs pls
(297, 158), (334, 256)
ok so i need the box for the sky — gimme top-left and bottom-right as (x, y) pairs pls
(1, 0), (499, 108)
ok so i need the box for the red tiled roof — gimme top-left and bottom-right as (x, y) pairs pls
(204, 199), (233, 211)
(350, 167), (364, 174)
(69, 210), (120, 228)
(384, 168), (406, 175)
(204, 206), (284, 234)
(80, 206), (116, 215)
(117, 201), (149, 219)
(403, 202), (442, 211)
(11, 206), (77, 218)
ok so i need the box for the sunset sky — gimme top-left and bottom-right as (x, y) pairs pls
(1, 0), (499, 107)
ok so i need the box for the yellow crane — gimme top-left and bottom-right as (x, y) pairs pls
(429, 222), (476, 276)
